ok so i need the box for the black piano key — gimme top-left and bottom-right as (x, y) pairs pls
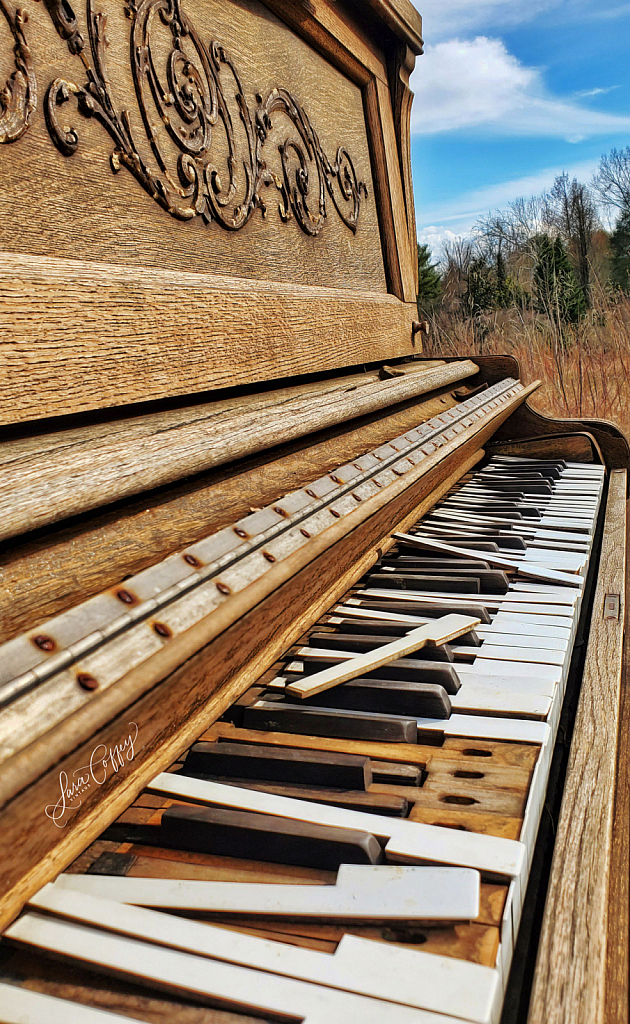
(307, 630), (455, 662)
(213, 781), (410, 818)
(328, 618), (483, 649)
(411, 534), (527, 551)
(160, 804), (384, 870)
(380, 556), (492, 570)
(369, 569), (510, 595)
(181, 741), (372, 790)
(371, 761), (424, 786)
(446, 504), (542, 520)
(351, 596), (493, 624)
(243, 701), (418, 743)
(293, 678), (451, 719)
(298, 652), (461, 692)
(365, 573), (481, 594)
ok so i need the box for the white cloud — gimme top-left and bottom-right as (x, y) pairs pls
(410, 37), (630, 139)
(417, 158), (602, 251)
(575, 86), (620, 98)
(417, 0), (630, 38)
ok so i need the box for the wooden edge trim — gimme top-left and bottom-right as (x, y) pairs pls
(0, 448), (483, 930)
(527, 469), (628, 1024)
(0, 360), (477, 542)
(0, 255), (417, 425)
(604, 499), (630, 1024)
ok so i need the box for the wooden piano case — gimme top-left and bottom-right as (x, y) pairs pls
(0, 1), (628, 1022)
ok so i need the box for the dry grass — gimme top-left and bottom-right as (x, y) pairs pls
(422, 291), (630, 437)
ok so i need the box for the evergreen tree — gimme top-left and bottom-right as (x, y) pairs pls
(533, 234), (587, 328)
(416, 243), (442, 311)
(494, 248), (511, 308)
(463, 256), (495, 318)
(610, 209), (630, 292)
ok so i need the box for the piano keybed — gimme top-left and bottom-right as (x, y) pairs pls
(1, 455), (608, 1024)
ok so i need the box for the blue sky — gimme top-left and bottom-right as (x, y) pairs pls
(410, 0), (630, 256)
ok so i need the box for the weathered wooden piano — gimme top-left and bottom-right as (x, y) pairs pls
(0, 1), (628, 1022)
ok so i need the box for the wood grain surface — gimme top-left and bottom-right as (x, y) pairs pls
(604, 499), (630, 1024)
(0, 360), (477, 540)
(0, 255), (417, 424)
(0, 0), (386, 292)
(528, 469), (628, 1024)
(0, 383), (465, 644)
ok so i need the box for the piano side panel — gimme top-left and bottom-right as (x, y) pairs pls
(528, 470), (628, 1024)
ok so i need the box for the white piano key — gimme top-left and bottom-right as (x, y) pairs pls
(25, 887), (500, 1024)
(148, 774), (526, 880)
(53, 864), (480, 921)
(415, 714), (550, 745)
(457, 644), (566, 666)
(359, 588), (578, 607)
(393, 535), (584, 587)
(460, 660), (562, 683)
(486, 615), (572, 638)
(471, 631), (569, 651)
(4, 912), (466, 1024)
(451, 687), (552, 719)
(455, 670), (557, 696)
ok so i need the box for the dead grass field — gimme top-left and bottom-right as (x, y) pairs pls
(422, 291), (630, 438)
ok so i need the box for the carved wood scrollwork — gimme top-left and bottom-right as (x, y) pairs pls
(0, 0), (37, 142)
(38, 0), (367, 234)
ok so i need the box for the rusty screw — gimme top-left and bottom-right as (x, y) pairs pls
(183, 553), (201, 567)
(216, 581), (231, 595)
(153, 622), (172, 638)
(300, 528), (311, 538)
(234, 527), (248, 538)
(263, 551), (276, 563)
(116, 589), (136, 605)
(33, 634), (56, 652)
(77, 673), (98, 691)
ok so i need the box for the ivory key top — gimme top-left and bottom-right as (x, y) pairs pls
(285, 614), (479, 699)
(54, 863), (481, 921)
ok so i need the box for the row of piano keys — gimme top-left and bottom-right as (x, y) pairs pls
(1, 455), (606, 1024)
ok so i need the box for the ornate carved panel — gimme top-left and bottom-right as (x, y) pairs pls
(0, 0), (386, 290)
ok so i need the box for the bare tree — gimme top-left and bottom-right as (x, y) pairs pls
(592, 147), (630, 212)
(544, 174), (598, 299)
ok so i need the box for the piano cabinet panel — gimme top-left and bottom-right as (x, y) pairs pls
(0, 0), (422, 424)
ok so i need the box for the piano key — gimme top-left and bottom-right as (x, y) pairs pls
(326, 615), (483, 647)
(359, 588), (578, 608)
(347, 596), (494, 623)
(415, 713), (550, 745)
(159, 803), (384, 870)
(454, 670), (557, 696)
(393, 534), (584, 587)
(296, 651), (461, 692)
(149, 773), (527, 879)
(243, 701), (419, 742)
(453, 644), (566, 666)
(450, 687), (552, 720)
(290, 678), (453, 718)
(212, 780), (411, 817)
(371, 569), (511, 593)
(181, 741), (373, 790)
(467, 630), (569, 651)
(5, 911), (474, 1024)
(21, 888), (501, 1024)
(54, 863), (481, 921)
(285, 615), (479, 699)
(0, 985), (144, 1024)
(307, 630), (457, 662)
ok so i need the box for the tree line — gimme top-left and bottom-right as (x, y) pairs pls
(417, 145), (630, 343)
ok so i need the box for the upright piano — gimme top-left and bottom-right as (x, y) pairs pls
(0, 1), (628, 1022)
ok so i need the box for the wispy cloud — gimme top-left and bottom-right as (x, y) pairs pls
(417, 158), (602, 249)
(410, 37), (630, 140)
(575, 86), (620, 98)
(417, 0), (630, 38)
